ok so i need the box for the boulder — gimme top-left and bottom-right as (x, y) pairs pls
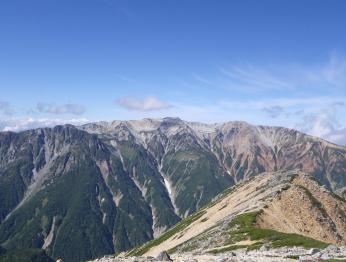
(308, 248), (320, 255)
(156, 251), (173, 261)
(326, 245), (339, 252)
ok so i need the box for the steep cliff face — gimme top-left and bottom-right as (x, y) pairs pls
(0, 118), (345, 261)
(210, 123), (346, 190)
(257, 174), (346, 245)
(82, 118), (235, 218)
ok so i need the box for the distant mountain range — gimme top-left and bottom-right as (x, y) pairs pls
(0, 118), (345, 261)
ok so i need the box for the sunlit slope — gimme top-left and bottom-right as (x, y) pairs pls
(128, 171), (346, 257)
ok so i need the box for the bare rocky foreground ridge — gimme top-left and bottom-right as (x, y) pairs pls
(86, 171), (346, 262)
(127, 171), (346, 257)
(89, 245), (346, 261)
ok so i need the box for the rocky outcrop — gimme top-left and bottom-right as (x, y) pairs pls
(88, 245), (346, 261)
(257, 174), (346, 245)
(156, 251), (172, 261)
(128, 171), (346, 258)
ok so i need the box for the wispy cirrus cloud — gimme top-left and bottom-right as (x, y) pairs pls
(37, 103), (86, 115)
(198, 53), (346, 93)
(220, 96), (346, 111)
(219, 65), (293, 91)
(116, 96), (172, 111)
(176, 52), (346, 100)
(192, 73), (212, 85)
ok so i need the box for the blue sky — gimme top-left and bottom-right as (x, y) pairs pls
(1, 0), (346, 145)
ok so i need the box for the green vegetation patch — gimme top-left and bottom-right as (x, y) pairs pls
(225, 211), (328, 250)
(285, 255), (299, 260)
(208, 244), (249, 254)
(127, 209), (206, 256)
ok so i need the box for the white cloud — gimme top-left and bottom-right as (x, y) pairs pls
(37, 103), (86, 115)
(0, 118), (90, 132)
(116, 96), (172, 111)
(295, 104), (346, 146)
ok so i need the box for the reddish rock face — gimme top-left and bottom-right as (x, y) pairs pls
(82, 119), (346, 194)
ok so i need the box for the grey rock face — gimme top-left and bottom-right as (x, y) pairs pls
(156, 251), (172, 261)
(308, 248), (320, 255)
